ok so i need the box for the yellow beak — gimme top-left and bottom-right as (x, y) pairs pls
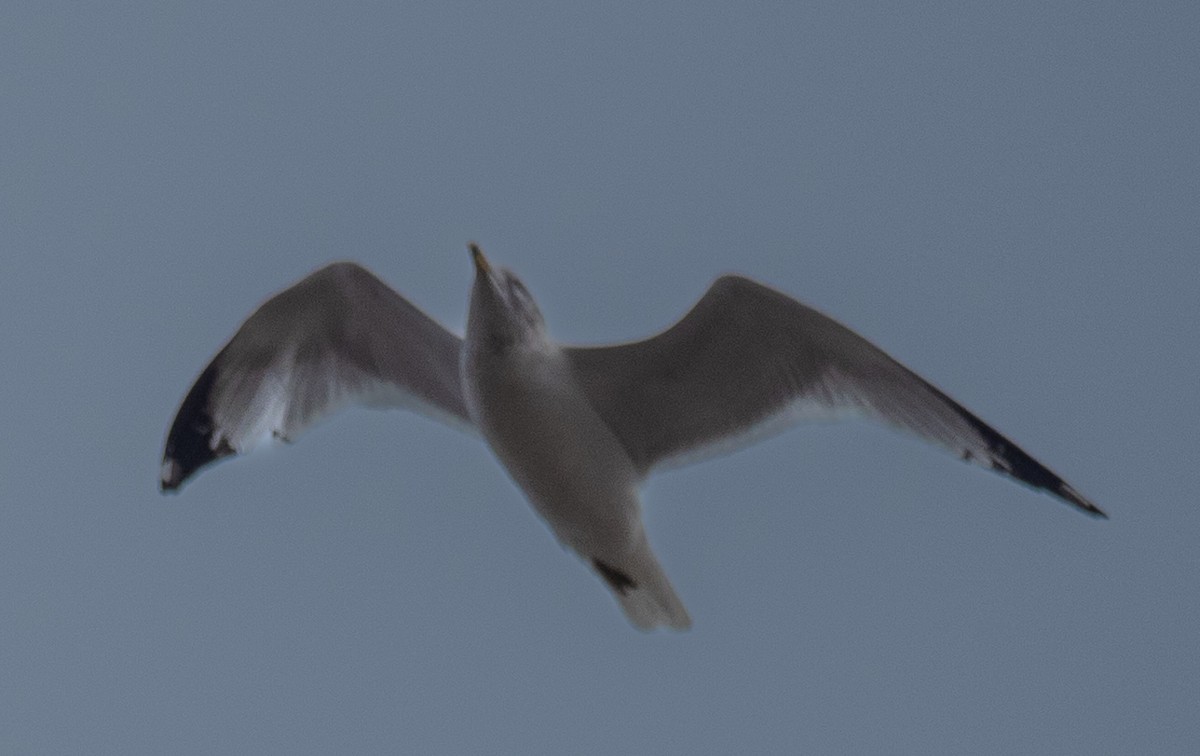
(469, 242), (490, 275)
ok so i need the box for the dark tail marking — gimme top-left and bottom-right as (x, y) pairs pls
(593, 559), (637, 595)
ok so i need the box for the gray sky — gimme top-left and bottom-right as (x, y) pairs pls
(3, 2), (1198, 753)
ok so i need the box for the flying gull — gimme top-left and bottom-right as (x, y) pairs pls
(161, 244), (1104, 630)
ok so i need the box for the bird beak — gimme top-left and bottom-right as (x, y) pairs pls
(469, 243), (491, 276)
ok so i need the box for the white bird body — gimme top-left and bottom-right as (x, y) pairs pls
(465, 341), (638, 554)
(161, 244), (1102, 631)
(461, 252), (690, 628)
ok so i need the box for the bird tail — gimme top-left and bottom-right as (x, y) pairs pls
(592, 537), (691, 631)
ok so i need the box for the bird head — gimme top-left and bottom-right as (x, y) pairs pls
(466, 243), (547, 353)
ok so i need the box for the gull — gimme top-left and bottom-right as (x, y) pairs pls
(161, 244), (1104, 630)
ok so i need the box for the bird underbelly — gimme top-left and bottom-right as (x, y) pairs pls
(469, 361), (641, 555)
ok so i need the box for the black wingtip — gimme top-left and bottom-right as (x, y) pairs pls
(1057, 482), (1108, 519)
(160, 357), (235, 493)
(963, 416), (1107, 519)
(920, 379), (1108, 519)
(989, 445), (1107, 519)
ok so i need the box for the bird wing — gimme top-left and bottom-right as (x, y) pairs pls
(566, 275), (1103, 517)
(161, 262), (471, 491)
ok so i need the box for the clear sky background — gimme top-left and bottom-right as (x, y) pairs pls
(3, 3), (1198, 754)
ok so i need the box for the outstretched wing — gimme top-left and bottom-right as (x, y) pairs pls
(161, 262), (471, 491)
(567, 275), (1103, 517)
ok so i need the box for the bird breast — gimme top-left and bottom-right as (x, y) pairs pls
(462, 343), (641, 553)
